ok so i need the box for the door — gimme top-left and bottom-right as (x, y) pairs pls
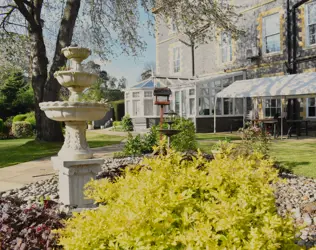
(133, 100), (140, 116)
(287, 99), (299, 120)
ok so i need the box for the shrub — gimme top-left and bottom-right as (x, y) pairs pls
(25, 115), (36, 129)
(12, 121), (33, 138)
(0, 197), (65, 249)
(13, 113), (28, 122)
(0, 118), (3, 133)
(121, 114), (133, 131)
(170, 117), (197, 152)
(57, 151), (298, 249)
(1, 117), (14, 139)
(238, 123), (271, 157)
(113, 121), (121, 127)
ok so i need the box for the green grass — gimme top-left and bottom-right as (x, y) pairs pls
(0, 131), (124, 168)
(269, 140), (316, 178)
(196, 133), (241, 141)
(197, 133), (316, 178)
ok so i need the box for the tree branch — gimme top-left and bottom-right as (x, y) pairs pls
(13, 0), (36, 27)
(48, 0), (81, 80)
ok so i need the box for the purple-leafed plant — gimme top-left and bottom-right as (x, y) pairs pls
(0, 197), (66, 249)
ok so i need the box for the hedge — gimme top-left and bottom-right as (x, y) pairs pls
(12, 121), (33, 138)
(110, 100), (124, 121)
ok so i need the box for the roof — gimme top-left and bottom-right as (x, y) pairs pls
(216, 72), (316, 98)
(130, 79), (155, 89)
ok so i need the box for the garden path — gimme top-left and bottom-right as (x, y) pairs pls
(0, 143), (124, 192)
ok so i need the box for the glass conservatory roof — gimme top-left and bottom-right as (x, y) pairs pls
(130, 79), (155, 89)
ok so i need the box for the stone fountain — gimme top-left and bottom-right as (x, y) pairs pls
(39, 46), (109, 208)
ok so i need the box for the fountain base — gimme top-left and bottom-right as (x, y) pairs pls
(59, 121), (93, 160)
(55, 158), (104, 207)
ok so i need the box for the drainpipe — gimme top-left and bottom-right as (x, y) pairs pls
(191, 42), (195, 77)
(291, 0), (310, 74)
(287, 0), (292, 74)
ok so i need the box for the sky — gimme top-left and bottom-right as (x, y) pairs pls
(100, 30), (156, 88)
(93, 9), (157, 89)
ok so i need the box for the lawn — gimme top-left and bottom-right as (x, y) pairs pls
(197, 133), (316, 178)
(0, 131), (124, 168)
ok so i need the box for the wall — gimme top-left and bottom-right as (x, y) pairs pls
(155, 0), (316, 79)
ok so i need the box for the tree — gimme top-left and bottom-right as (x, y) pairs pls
(0, 0), (240, 141)
(117, 77), (127, 90)
(0, 69), (34, 119)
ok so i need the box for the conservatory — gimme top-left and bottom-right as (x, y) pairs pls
(124, 71), (247, 132)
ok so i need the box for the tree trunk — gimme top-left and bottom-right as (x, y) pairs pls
(28, 0), (81, 142)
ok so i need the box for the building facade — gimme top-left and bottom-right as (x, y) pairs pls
(125, 0), (316, 132)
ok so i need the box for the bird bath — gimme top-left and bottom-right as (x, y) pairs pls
(158, 110), (181, 148)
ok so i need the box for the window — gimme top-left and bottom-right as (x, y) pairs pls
(224, 98), (233, 115)
(171, 19), (177, 33)
(263, 13), (281, 54)
(133, 100), (140, 116)
(308, 98), (316, 117)
(265, 98), (281, 117)
(220, 32), (232, 63)
(144, 99), (153, 116)
(125, 92), (129, 98)
(189, 89), (195, 95)
(126, 101), (130, 114)
(181, 90), (186, 116)
(216, 98), (222, 115)
(175, 91), (180, 113)
(132, 92), (140, 98)
(144, 91), (152, 97)
(235, 98), (243, 115)
(173, 47), (181, 73)
(199, 97), (210, 115)
(306, 2), (316, 46)
(189, 98), (195, 115)
(200, 83), (209, 95)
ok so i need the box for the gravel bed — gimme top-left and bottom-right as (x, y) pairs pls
(275, 172), (316, 248)
(1, 156), (316, 248)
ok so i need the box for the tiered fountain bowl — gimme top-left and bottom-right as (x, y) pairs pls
(39, 46), (109, 160)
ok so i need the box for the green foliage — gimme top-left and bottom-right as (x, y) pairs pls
(58, 151), (298, 250)
(13, 112), (35, 129)
(0, 119), (3, 133)
(111, 100), (125, 121)
(0, 69), (34, 120)
(170, 118), (197, 152)
(12, 122), (33, 138)
(123, 127), (159, 156)
(121, 114), (133, 131)
(239, 123), (271, 157)
(113, 121), (121, 127)
(123, 133), (143, 156)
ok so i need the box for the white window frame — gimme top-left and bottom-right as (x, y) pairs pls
(144, 91), (152, 97)
(305, 1), (316, 46)
(307, 97), (316, 117)
(262, 13), (281, 54)
(264, 98), (281, 118)
(173, 47), (181, 73)
(132, 92), (140, 98)
(220, 32), (232, 63)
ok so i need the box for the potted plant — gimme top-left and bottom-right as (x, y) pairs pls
(88, 121), (93, 130)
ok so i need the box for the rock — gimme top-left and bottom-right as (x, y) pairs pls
(292, 208), (301, 219)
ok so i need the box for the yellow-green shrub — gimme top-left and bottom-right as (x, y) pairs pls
(57, 151), (299, 250)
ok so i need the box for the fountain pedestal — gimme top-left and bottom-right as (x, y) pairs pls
(40, 46), (108, 208)
(54, 158), (103, 207)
